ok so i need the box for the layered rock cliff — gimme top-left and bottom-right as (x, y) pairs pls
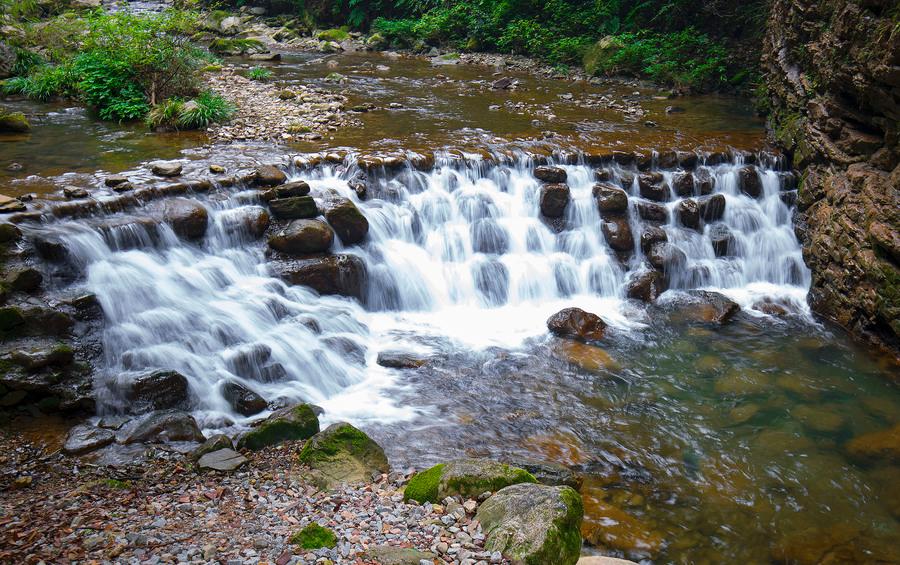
(762, 0), (900, 358)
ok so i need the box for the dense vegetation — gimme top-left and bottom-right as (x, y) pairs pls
(1, 8), (233, 128)
(220, 0), (767, 91)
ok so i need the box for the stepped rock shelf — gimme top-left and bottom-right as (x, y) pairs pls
(1, 145), (899, 564)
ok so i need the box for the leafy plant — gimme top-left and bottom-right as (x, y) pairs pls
(248, 67), (273, 81)
(146, 91), (234, 130)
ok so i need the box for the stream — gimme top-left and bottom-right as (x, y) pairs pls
(2, 52), (899, 563)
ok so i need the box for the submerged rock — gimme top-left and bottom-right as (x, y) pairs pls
(686, 290), (741, 324)
(506, 459), (583, 490)
(236, 403), (320, 451)
(581, 500), (663, 558)
(845, 423), (900, 463)
(547, 307), (607, 342)
(477, 483), (583, 565)
(63, 424), (115, 455)
(404, 458), (536, 503)
(297, 422), (389, 488)
(116, 410), (204, 444)
(268, 219), (334, 255)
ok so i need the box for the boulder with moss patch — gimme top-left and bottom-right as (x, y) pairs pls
(404, 458), (536, 503)
(236, 403), (319, 451)
(297, 422), (389, 488)
(476, 482), (583, 565)
(0, 110), (30, 133)
(289, 523), (337, 549)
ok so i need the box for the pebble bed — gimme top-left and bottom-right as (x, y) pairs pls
(0, 435), (509, 565)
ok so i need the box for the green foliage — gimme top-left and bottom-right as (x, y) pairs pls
(208, 38), (265, 55)
(72, 52), (149, 120)
(317, 27), (350, 42)
(12, 48), (45, 78)
(2, 64), (75, 101)
(289, 523), (337, 550)
(248, 67), (273, 81)
(146, 91), (233, 130)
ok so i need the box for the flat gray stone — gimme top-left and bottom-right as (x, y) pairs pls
(63, 424), (116, 455)
(198, 448), (248, 472)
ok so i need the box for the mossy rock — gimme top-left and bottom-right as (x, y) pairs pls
(297, 422), (389, 488)
(404, 458), (536, 503)
(236, 403), (319, 451)
(476, 483), (583, 565)
(0, 111), (30, 133)
(290, 523), (337, 549)
(0, 306), (25, 335)
(209, 38), (265, 55)
(317, 28), (349, 42)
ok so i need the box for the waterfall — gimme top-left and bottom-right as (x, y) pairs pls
(21, 149), (811, 429)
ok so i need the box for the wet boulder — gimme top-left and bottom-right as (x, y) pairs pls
(546, 307), (607, 342)
(32, 233), (69, 262)
(685, 290), (741, 324)
(125, 369), (190, 411)
(270, 254), (367, 299)
(601, 216), (633, 252)
(0, 222), (21, 244)
(104, 175), (130, 188)
(672, 172), (694, 196)
(647, 242), (687, 273)
(376, 349), (429, 369)
(8, 345), (73, 372)
(236, 403), (320, 450)
(738, 166), (763, 198)
(694, 168), (716, 194)
(63, 423), (116, 455)
(297, 422), (389, 488)
(116, 410), (205, 444)
(254, 165), (287, 187)
(708, 223), (735, 257)
(5, 267), (42, 293)
(223, 207), (269, 239)
(404, 458), (537, 504)
(0, 111), (30, 133)
(476, 483), (583, 565)
(268, 219), (334, 255)
(640, 226), (667, 253)
(268, 196), (318, 220)
(593, 183), (628, 214)
(260, 180), (310, 201)
(676, 198), (700, 230)
(63, 186), (89, 199)
(534, 166), (567, 183)
(150, 161), (182, 177)
(0, 194), (26, 213)
(638, 173), (668, 201)
(626, 269), (666, 302)
(191, 434), (234, 461)
(697, 193), (726, 222)
(221, 380), (267, 416)
(636, 201), (668, 223)
(324, 198), (369, 245)
(161, 198), (208, 240)
(506, 459), (583, 491)
(539, 183), (570, 218)
(226, 343), (272, 379)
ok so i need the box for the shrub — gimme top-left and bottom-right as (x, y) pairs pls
(1, 64), (75, 101)
(248, 67), (273, 81)
(146, 91), (233, 130)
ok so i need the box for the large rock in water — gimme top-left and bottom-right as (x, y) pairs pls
(254, 164), (287, 187)
(697, 194), (726, 222)
(221, 380), (266, 416)
(626, 269), (665, 302)
(681, 290), (741, 324)
(593, 183), (628, 214)
(150, 161), (182, 177)
(0, 110), (30, 133)
(298, 422), (389, 488)
(601, 215), (633, 252)
(539, 183), (570, 218)
(547, 307), (607, 342)
(268, 196), (318, 220)
(236, 403), (320, 450)
(404, 458), (536, 503)
(125, 370), (190, 410)
(323, 197), (369, 245)
(534, 166), (567, 183)
(116, 410), (205, 444)
(270, 254), (367, 299)
(268, 219), (334, 255)
(476, 483), (583, 565)
(738, 165), (763, 198)
(161, 198), (208, 240)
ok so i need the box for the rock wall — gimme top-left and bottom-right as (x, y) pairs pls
(762, 0), (900, 358)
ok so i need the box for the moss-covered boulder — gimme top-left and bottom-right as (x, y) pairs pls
(289, 523), (337, 549)
(317, 28), (349, 42)
(404, 458), (537, 503)
(0, 110), (30, 133)
(236, 403), (319, 451)
(476, 483), (583, 565)
(583, 35), (624, 77)
(297, 422), (389, 488)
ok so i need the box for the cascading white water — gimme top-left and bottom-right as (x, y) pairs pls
(26, 149), (811, 429)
